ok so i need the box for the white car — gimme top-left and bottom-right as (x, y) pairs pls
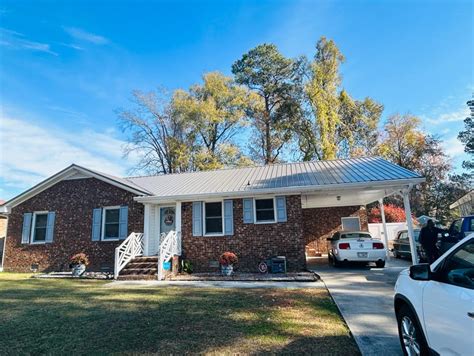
(394, 235), (474, 355)
(327, 231), (386, 268)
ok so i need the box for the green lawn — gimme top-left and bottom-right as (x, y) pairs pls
(0, 273), (359, 355)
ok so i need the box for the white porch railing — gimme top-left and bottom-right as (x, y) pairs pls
(157, 230), (181, 280)
(114, 232), (145, 279)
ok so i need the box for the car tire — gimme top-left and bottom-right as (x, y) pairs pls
(332, 256), (341, 268)
(396, 304), (429, 356)
(375, 260), (385, 268)
(394, 250), (400, 259)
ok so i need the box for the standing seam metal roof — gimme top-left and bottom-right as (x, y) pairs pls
(125, 157), (423, 198)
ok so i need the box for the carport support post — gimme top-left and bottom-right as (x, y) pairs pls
(378, 198), (390, 258)
(402, 188), (418, 265)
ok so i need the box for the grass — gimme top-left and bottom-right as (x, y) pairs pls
(0, 273), (359, 355)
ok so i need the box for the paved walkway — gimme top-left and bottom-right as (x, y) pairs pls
(307, 256), (411, 356)
(105, 279), (325, 289)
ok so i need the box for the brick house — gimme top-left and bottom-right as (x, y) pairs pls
(0, 157), (424, 278)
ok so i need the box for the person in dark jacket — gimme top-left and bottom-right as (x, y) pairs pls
(419, 219), (444, 263)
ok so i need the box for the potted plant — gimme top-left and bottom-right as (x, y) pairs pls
(219, 252), (238, 276)
(70, 253), (89, 277)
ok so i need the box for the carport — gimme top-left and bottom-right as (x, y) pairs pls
(301, 168), (424, 265)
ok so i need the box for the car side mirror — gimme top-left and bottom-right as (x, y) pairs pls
(326, 238), (333, 241)
(409, 264), (432, 281)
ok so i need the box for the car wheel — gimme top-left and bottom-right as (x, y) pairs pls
(375, 260), (385, 268)
(394, 250), (400, 259)
(396, 304), (429, 356)
(332, 256), (341, 267)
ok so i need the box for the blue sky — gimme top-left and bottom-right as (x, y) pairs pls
(0, 0), (472, 200)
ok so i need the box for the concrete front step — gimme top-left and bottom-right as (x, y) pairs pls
(131, 256), (159, 263)
(117, 274), (158, 281)
(118, 255), (160, 279)
(125, 262), (158, 269)
(120, 268), (158, 275)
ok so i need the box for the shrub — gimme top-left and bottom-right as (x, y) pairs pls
(219, 252), (238, 266)
(368, 204), (416, 223)
(70, 253), (89, 266)
(181, 260), (193, 274)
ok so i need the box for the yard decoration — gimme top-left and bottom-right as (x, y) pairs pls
(70, 253), (89, 277)
(219, 252), (238, 276)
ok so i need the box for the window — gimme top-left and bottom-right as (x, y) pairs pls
(102, 207), (120, 240)
(255, 198), (275, 223)
(436, 240), (474, 289)
(204, 202), (223, 235)
(32, 212), (48, 243)
(341, 217), (361, 231)
(399, 232), (408, 240)
(340, 232), (372, 239)
(451, 219), (463, 234)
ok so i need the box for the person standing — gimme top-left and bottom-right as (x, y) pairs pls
(419, 219), (443, 263)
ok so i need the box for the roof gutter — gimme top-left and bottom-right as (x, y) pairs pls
(133, 177), (425, 204)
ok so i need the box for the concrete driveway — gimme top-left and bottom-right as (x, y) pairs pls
(307, 256), (412, 356)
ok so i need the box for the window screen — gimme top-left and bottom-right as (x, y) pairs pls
(205, 202), (223, 234)
(255, 199), (275, 222)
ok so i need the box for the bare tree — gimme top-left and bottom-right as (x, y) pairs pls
(118, 89), (195, 175)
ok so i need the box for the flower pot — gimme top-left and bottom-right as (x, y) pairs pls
(221, 264), (233, 276)
(72, 264), (86, 277)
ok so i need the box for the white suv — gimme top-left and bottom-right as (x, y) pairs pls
(394, 235), (474, 355)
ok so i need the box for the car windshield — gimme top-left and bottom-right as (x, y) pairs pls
(341, 233), (372, 239)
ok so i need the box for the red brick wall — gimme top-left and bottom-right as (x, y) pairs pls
(303, 206), (368, 255)
(4, 178), (144, 272)
(181, 195), (306, 272)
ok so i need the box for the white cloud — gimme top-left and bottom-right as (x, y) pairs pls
(442, 135), (465, 157)
(58, 42), (84, 51)
(63, 27), (109, 45)
(0, 28), (57, 55)
(0, 115), (138, 197)
(426, 106), (470, 125)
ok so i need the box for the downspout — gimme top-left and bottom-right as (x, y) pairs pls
(0, 212), (10, 272)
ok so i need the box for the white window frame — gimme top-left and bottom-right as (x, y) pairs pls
(31, 211), (49, 244)
(101, 206), (121, 241)
(341, 216), (361, 231)
(254, 197), (277, 224)
(203, 200), (224, 236)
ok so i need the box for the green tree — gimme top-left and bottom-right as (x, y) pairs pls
(377, 113), (458, 221)
(377, 114), (426, 169)
(337, 92), (383, 157)
(118, 89), (195, 174)
(425, 174), (471, 222)
(458, 99), (474, 173)
(172, 72), (253, 170)
(232, 44), (304, 164)
(304, 37), (344, 160)
(299, 37), (383, 160)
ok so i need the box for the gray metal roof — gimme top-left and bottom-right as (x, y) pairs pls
(126, 157), (423, 198)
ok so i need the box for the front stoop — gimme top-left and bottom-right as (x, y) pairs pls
(117, 256), (159, 280)
(117, 256), (179, 280)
